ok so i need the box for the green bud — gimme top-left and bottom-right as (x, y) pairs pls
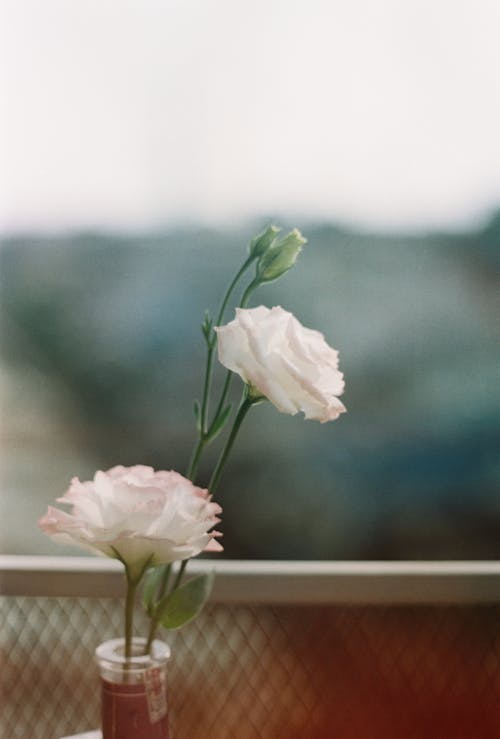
(256, 228), (307, 283)
(248, 224), (281, 259)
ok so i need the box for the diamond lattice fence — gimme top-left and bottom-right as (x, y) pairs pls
(1, 598), (500, 739)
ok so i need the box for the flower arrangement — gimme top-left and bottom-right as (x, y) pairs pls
(39, 225), (346, 661)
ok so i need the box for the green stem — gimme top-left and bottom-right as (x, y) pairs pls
(124, 575), (137, 660)
(118, 553), (154, 658)
(204, 255), (254, 432)
(145, 559), (189, 653)
(172, 559), (188, 591)
(145, 613), (159, 655)
(156, 563), (172, 603)
(209, 369), (232, 434)
(208, 393), (254, 493)
(216, 256), (254, 326)
(207, 276), (260, 439)
(199, 346), (215, 437)
(145, 607), (160, 655)
(240, 277), (259, 310)
(186, 436), (204, 481)
(186, 255), (254, 481)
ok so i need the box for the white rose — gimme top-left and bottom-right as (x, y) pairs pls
(39, 465), (222, 579)
(215, 306), (346, 423)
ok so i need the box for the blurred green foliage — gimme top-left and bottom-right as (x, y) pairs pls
(1, 216), (499, 559)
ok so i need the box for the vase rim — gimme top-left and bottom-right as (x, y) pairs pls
(95, 637), (171, 667)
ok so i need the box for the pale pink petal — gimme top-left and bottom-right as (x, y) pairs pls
(38, 466), (224, 573)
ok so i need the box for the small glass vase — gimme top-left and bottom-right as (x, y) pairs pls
(95, 637), (171, 739)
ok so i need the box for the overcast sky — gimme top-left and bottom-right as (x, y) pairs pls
(1, 0), (500, 233)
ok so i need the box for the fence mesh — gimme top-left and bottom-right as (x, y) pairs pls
(1, 597), (500, 739)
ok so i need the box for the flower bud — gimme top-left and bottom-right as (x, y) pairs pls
(248, 224), (281, 258)
(256, 228), (307, 283)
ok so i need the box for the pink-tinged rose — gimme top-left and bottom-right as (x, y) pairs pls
(215, 306), (346, 423)
(39, 465), (222, 579)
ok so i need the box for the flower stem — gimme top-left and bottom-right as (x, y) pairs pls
(195, 272), (260, 461)
(208, 392), (254, 493)
(120, 555), (154, 658)
(205, 255), (254, 429)
(209, 369), (233, 433)
(216, 256), (255, 333)
(172, 558), (189, 590)
(144, 559), (189, 653)
(187, 255), (254, 482)
(124, 575), (137, 661)
(156, 563), (172, 602)
(186, 437), (204, 482)
(240, 277), (259, 310)
(144, 607), (160, 655)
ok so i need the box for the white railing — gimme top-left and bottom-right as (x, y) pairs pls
(2, 555), (500, 603)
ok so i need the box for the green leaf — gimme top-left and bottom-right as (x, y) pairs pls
(142, 564), (170, 616)
(207, 404), (232, 442)
(157, 572), (215, 630)
(201, 311), (214, 345)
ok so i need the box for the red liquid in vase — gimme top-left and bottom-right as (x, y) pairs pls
(101, 679), (169, 739)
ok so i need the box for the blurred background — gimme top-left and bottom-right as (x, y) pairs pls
(1, 0), (499, 559)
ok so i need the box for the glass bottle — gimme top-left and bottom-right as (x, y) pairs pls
(95, 637), (170, 739)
